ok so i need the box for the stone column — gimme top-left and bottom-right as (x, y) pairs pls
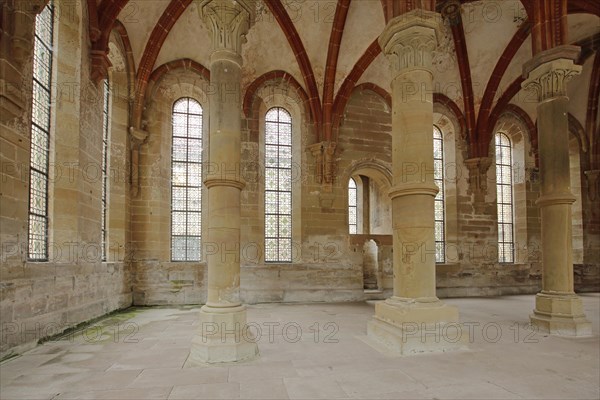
(189, 0), (259, 364)
(367, 9), (465, 355)
(522, 46), (591, 336)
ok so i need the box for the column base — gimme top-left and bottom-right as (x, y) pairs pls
(530, 292), (592, 337)
(367, 297), (467, 355)
(188, 305), (259, 365)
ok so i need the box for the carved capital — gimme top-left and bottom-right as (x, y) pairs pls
(465, 157), (492, 202)
(522, 46), (582, 103)
(379, 9), (441, 73)
(198, 0), (255, 58)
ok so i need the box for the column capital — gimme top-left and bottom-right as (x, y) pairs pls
(198, 0), (256, 60)
(378, 9), (441, 73)
(522, 46), (582, 103)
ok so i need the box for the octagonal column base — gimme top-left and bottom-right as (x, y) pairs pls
(189, 305), (259, 365)
(530, 292), (592, 337)
(367, 297), (467, 355)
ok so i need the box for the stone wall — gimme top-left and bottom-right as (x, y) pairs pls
(0, 4), (132, 359)
(129, 82), (598, 307)
(1, 8), (598, 358)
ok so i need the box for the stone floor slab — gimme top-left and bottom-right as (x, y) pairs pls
(0, 294), (598, 400)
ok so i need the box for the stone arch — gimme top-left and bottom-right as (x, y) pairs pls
(242, 73), (309, 263)
(132, 68), (211, 267)
(343, 159), (393, 235)
(490, 110), (539, 264)
(243, 71), (313, 145)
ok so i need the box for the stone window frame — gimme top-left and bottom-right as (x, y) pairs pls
(433, 125), (446, 263)
(264, 107), (294, 262)
(101, 78), (111, 262)
(170, 97), (204, 262)
(490, 112), (537, 265)
(257, 94), (303, 264)
(348, 177), (359, 234)
(432, 110), (459, 265)
(495, 132), (515, 263)
(141, 70), (210, 263)
(104, 31), (134, 264)
(27, 2), (56, 261)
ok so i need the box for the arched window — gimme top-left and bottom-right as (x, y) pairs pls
(265, 107), (292, 262)
(171, 98), (203, 261)
(28, 2), (54, 261)
(433, 126), (445, 263)
(101, 79), (110, 261)
(348, 178), (358, 234)
(495, 132), (514, 263)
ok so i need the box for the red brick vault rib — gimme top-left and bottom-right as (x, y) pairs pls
(484, 77), (525, 156)
(476, 22), (532, 157)
(448, 11), (476, 156)
(242, 70), (310, 119)
(96, 0), (131, 52)
(331, 39), (382, 141)
(264, 0), (322, 136)
(133, 0), (194, 130)
(323, 0), (351, 142)
(587, 52), (600, 169)
(354, 83), (391, 108)
(433, 92), (467, 139)
(111, 20), (136, 106)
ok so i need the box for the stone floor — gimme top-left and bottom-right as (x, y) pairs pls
(1, 294), (599, 400)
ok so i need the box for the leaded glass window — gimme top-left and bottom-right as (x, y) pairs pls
(101, 79), (110, 261)
(171, 98), (203, 261)
(433, 126), (445, 263)
(265, 107), (292, 262)
(348, 178), (357, 234)
(496, 132), (514, 263)
(28, 2), (54, 261)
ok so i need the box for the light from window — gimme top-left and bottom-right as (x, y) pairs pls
(496, 132), (514, 263)
(433, 126), (445, 263)
(28, 3), (54, 261)
(101, 79), (110, 261)
(171, 98), (203, 261)
(265, 107), (292, 262)
(348, 178), (357, 234)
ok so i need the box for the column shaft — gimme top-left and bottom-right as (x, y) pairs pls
(537, 96), (574, 293)
(205, 56), (243, 308)
(391, 70), (437, 299)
